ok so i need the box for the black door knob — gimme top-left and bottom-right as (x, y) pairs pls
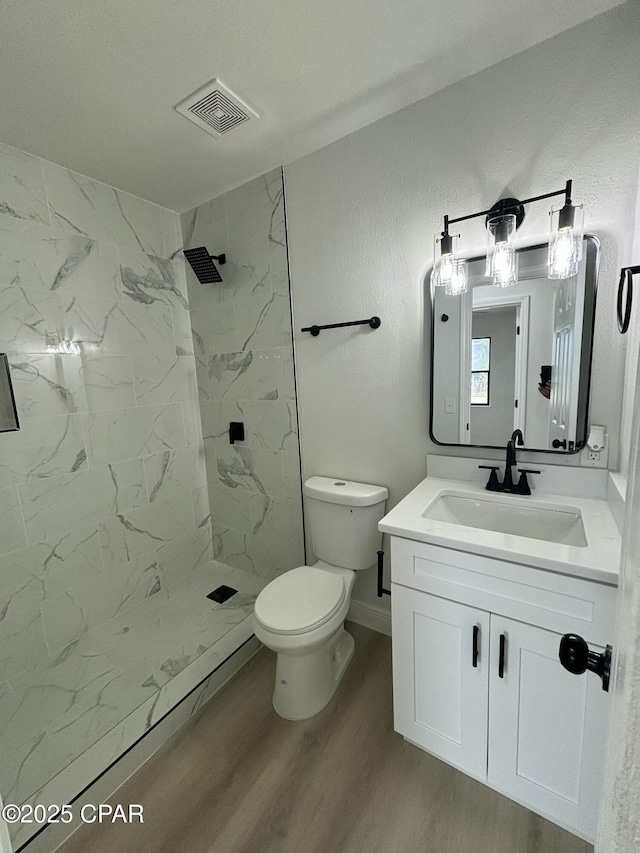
(552, 438), (567, 449)
(559, 633), (612, 692)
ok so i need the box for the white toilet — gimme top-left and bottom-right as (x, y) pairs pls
(253, 476), (388, 720)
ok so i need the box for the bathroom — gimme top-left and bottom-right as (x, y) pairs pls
(0, 1), (639, 851)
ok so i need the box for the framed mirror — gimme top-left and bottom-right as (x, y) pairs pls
(429, 237), (598, 453)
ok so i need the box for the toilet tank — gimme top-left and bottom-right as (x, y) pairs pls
(303, 476), (388, 571)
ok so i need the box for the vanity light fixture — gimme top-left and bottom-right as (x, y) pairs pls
(548, 183), (584, 279)
(445, 260), (468, 295)
(431, 224), (460, 289)
(434, 180), (581, 294)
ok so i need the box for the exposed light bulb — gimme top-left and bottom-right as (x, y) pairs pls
(486, 213), (518, 287)
(445, 261), (468, 295)
(492, 242), (518, 287)
(431, 231), (458, 288)
(548, 200), (584, 280)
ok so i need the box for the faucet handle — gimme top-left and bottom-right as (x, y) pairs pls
(516, 469), (540, 496)
(479, 465), (501, 492)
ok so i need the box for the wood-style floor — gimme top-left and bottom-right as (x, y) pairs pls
(59, 623), (592, 853)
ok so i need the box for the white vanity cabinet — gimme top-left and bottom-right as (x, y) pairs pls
(390, 536), (616, 842)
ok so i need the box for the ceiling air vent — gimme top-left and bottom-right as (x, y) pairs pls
(175, 79), (259, 138)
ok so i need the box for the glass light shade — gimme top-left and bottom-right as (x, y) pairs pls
(431, 232), (458, 287)
(548, 201), (584, 280)
(486, 213), (518, 287)
(444, 260), (468, 295)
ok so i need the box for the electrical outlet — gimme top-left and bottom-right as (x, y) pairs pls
(580, 443), (609, 468)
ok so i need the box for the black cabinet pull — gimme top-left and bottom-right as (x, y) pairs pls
(499, 633), (506, 678)
(472, 625), (479, 668)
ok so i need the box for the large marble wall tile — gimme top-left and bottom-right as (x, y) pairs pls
(44, 162), (163, 255)
(226, 168), (284, 246)
(0, 607), (48, 681)
(182, 398), (204, 446)
(0, 285), (64, 353)
(249, 493), (304, 549)
(80, 355), (137, 411)
(119, 249), (188, 312)
(131, 355), (198, 406)
(215, 445), (285, 497)
(190, 300), (237, 356)
(161, 208), (183, 260)
(206, 347), (295, 400)
(0, 222), (121, 300)
(282, 449), (305, 501)
(0, 413), (87, 488)
(222, 528), (301, 580)
(171, 263), (194, 355)
(0, 653), (121, 756)
(156, 525), (213, 586)
(244, 400), (298, 451)
(82, 403), (185, 467)
(191, 485), (211, 530)
(98, 490), (194, 569)
(63, 292), (174, 356)
(268, 230), (289, 293)
(0, 486), (27, 555)
(19, 458), (146, 543)
(40, 554), (162, 652)
(234, 290), (292, 352)
(222, 236), (271, 303)
(180, 195), (227, 252)
(143, 446), (205, 503)
(0, 143), (50, 225)
(0, 526), (103, 623)
(201, 399), (243, 442)
(8, 354), (83, 419)
(207, 482), (252, 534)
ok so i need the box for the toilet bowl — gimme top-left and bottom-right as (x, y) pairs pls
(253, 477), (388, 720)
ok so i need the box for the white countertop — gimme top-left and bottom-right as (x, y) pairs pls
(379, 476), (621, 586)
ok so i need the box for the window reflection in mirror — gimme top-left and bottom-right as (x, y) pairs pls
(429, 238), (598, 453)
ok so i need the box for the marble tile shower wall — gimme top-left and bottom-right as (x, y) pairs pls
(0, 142), (214, 798)
(181, 168), (305, 581)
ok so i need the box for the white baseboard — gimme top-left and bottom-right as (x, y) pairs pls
(25, 636), (260, 853)
(347, 600), (392, 637)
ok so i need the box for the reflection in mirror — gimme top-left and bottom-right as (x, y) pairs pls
(0, 355), (20, 432)
(430, 237), (598, 453)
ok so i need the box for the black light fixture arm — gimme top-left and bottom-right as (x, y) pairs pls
(442, 179), (573, 231)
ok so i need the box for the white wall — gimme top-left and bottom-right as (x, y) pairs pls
(285, 3), (640, 612)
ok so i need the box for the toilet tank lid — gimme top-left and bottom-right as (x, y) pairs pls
(303, 476), (388, 507)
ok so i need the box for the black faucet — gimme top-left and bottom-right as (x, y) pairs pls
(479, 430), (541, 495)
(503, 429), (524, 491)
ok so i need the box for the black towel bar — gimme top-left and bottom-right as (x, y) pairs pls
(301, 316), (381, 336)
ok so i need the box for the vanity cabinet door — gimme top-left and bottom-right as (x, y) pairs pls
(392, 584), (490, 781)
(487, 615), (609, 840)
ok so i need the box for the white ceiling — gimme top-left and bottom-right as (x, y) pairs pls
(0, 0), (624, 212)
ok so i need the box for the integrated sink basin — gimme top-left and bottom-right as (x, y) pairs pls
(423, 491), (588, 547)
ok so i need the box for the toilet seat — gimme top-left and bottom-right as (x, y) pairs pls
(254, 566), (346, 635)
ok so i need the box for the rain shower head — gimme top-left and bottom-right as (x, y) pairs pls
(183, 247), (226, 284)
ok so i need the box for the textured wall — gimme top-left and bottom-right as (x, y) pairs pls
(181, 169), (304, 582)
(0, 140), (216, 834)
(285, 3), (640, 613)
